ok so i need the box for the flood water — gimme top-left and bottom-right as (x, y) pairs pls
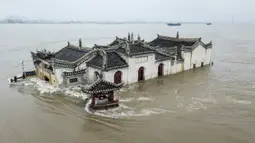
(0, 24), (255, 143)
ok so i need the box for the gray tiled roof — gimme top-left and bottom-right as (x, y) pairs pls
(86, 50), (128, 71)
(148, 34), (212, 62)
(31, 50), (55, 61)
(148, 36), (197, 48)
(116, 43), (155, 56)
(148, 34), (212, 50)
(155, 52), (170, 62)
(54, 45), (91, 62)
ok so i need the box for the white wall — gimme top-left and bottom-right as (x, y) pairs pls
(191, 45), (206, 68)
(153, 60), (171, 77)
(63, 76), (86, 87)
(84, 46), (211, 86)
(103, 68), (128, 84)
(183, 52), (191, 71)
(54, 67), (73, 85)
(127, 54), (155, 84)
(170, 61), (183, 74)
(86, 66), (101, 84)
(177, 63), (183, 73)
(205, 48), (212, 65)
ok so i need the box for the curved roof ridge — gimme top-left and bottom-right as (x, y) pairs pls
(123, 41), (130, 55)
(157, 34), (201, 42)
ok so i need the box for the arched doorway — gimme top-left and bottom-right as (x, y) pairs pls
(201, 62), (204, 67)
(158, 63), (164, 77)
(138, 67), (145, 81)
(44, 76), (49, 82)
(114, 71), (122, 84)
(193, 64), (196, 69)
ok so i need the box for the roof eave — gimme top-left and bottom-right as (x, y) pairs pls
(130, 51), (155, 56)
(104, 65), (129, 72)
(156, 58), (170, 62)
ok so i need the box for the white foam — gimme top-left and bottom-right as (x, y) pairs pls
(226, 96), (252, 105)
(119, 104), (134, 109)
(84, 98), (172, 119)
(119, 97), (134, 102)
(63, 89), (89, 100)
(14, 77), (173, 118)
(174, 88), (180, 94)
(137, 97), (154, 101)
(86, 108), (173, 119)
(19, 78), (89, 99)
(176, 96), (207, 112)
(192, 96), (217, 104)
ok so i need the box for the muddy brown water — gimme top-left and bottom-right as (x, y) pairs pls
(0, 24), (254, 143)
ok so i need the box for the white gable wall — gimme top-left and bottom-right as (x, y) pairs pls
(75, 62), (87, 71)
(205, 48), (212, 65)
(183, 52), (192, 71)
(176, 63), (184, 73)
(86, 66), (101, 84)
(191, 45), (206, 68)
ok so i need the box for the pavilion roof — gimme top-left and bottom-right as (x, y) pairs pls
(82, 79), (123, 94)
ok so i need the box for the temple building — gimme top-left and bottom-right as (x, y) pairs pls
(147, 33), (212, 73)
(30, 33), (212, 88)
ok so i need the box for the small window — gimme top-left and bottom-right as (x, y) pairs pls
(69, 78), (78, 83)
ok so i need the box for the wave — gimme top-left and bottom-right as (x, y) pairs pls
(176, 95), (208, 112)
(226, 96), (252, 105)
(137, 97), (154, 101)
(13, 78), (89, 99)
(192, 96), (217, 104)
(84, 98), (173, 119)
(11, 78), (171, 118)
(119, 97), (134, 102)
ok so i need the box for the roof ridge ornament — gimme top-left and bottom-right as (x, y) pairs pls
(124, 41), (130, 55)
(79, 38), (82, 48)
(98, 49), (107, 70)
(131, 32), (134, 43)
(137, 34), (141, 42)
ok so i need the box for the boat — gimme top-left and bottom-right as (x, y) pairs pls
(167, 23), (181, 26)
(82, 78), (123, 111)
(206, 23), (212, 25)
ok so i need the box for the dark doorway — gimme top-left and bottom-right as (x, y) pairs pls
(193, 64), (196, 69)
(44, 76), (49, 82)
(138, 67), (145, 81)
(201, 62), (204, 67)
(114, 71), (122, 84)
(158, 63), (164, 77)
